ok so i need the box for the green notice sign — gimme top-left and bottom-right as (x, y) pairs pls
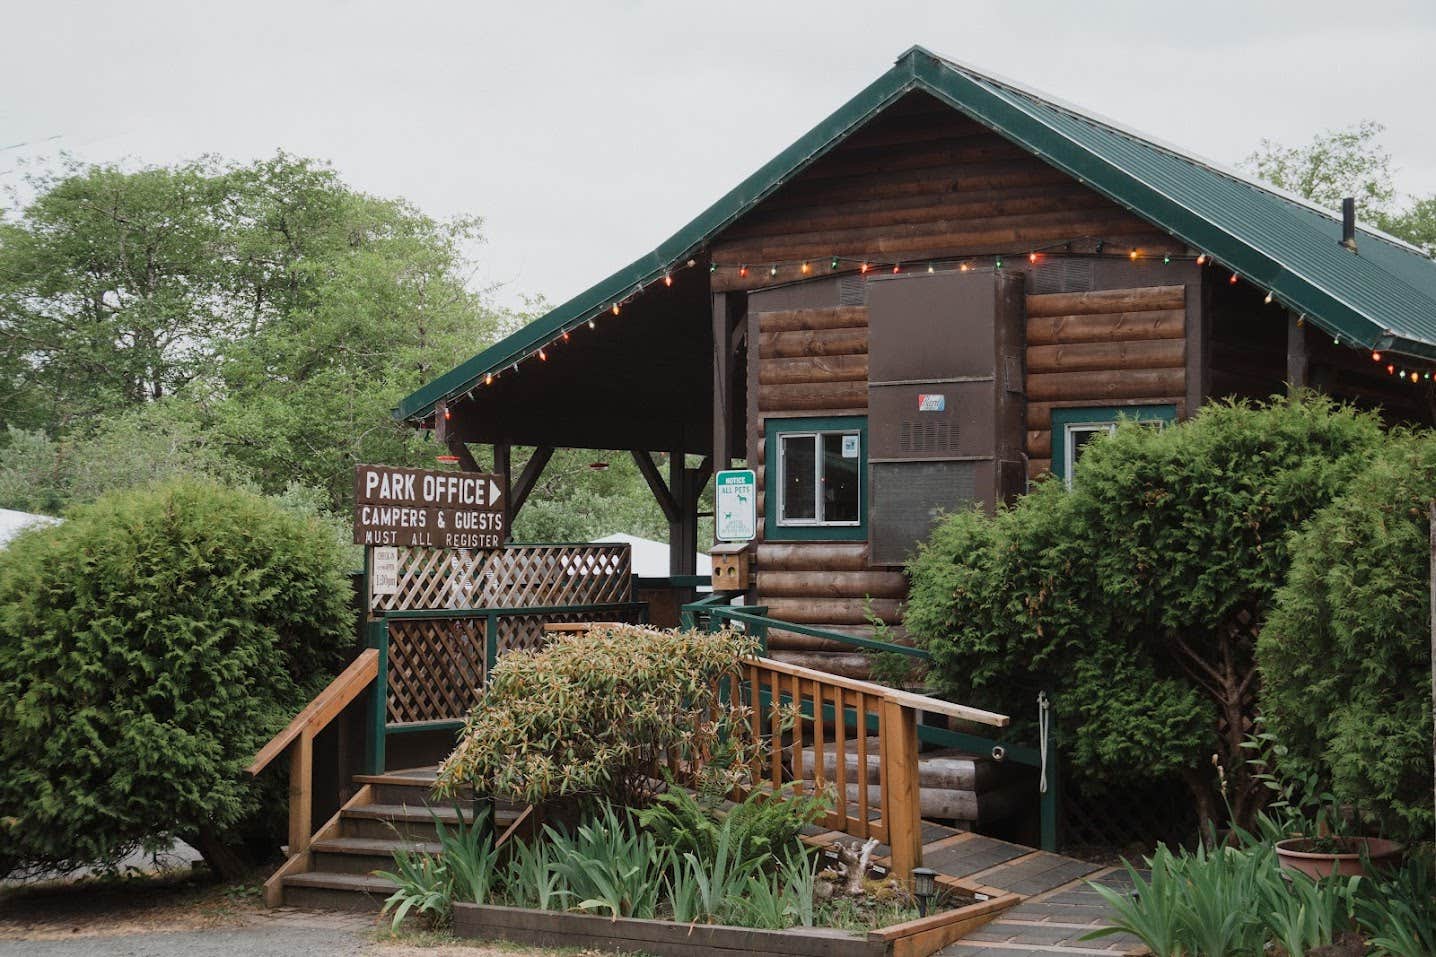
(715, 469), (756, 542)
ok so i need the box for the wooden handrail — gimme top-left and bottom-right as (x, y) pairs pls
(247, 648), (380, 776)
(750, 655), (1010, 728)
(246, 648), (379, 858)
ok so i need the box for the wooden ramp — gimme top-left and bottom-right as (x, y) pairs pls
(802, 821), (1145, 956)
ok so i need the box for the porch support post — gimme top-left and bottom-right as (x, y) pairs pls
(712, 292), (747, 471)
(493, 443), (512, 539)
(1286, 310), (1309, 392)
(670, 450), (698, 577)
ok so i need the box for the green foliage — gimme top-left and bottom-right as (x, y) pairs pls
(543, 803), (665, 919)
(376, 806), (501, 929)
(376, 846), (455, 931)
(499, 837), (566, 911)
(907, 396), (1386, 822)
(434, 806), (501, 906)
(1242, 120), (1436, 256)
(436, 626), (758, 806)
(0, 154), (501, 513)
(1086, 842), (1358, 957)
(0, 478), (352, 876)
(637, 781), (831, 872)
(1243, 121), (1396, 216)
(1259, 435), (1436, 843)
(1356, 852), (1436, 957)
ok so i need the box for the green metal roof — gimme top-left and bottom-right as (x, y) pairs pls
(400, 46), (1436, 422)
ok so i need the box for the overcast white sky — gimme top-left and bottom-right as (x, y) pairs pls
(4, 1), (1435, 311)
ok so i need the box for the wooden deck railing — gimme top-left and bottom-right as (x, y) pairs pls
(731, 656), (1009, 881)
(247, 648), (379, 856)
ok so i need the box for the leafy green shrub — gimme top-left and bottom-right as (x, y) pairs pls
(0, 478), (352, 878)
(1259, 435), (1436, 843)
(436, 626), (758, 805)
(637, 780), (831, 871)
(906, 396), (1386, 826)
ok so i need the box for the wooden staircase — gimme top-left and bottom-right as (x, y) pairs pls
(799, 738), (1034, 827)
(267, 767), (532, 911)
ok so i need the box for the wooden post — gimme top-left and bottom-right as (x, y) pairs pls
(669, 451), (697, 576)
(1287, 311), (1309, 392)
(288, 728), (314, 855)
(712, 292), (747, 473)
(493, 443), (512, 539)
(880, 698), (922, 883)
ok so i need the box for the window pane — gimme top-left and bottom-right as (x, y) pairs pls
(1067, 424), (1116, 475)
(780, 435), (817, 522)
(822, 433), (860, 523)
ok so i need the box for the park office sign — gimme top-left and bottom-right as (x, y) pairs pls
(353, 464), (506, 549)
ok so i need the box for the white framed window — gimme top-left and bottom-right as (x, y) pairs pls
(776, 429), (862, 527)
(1052, 404), (1178, 488)
(1061, 422), (1118, 489)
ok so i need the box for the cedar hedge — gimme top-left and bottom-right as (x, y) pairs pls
(0, 479), (352, 878)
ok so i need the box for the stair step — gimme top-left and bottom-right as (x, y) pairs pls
(285, 870), (398, 892)
(312, 836), (443, 857)
(281, 870), (396, 912)
(341, 801), (520, 842)
(308, 835), (441, 875)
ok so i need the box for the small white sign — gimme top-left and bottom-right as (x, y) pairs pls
(841, 435), (860, 458)
(372, 546), (399, 595)
(715, 469), (756, 542)
(918, 393), (946, 412)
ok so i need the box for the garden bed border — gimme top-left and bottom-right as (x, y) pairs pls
(453, 888), (1019, 957)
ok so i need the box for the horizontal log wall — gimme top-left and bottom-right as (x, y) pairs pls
(752, 308), (893, 679)
(719, 91), (1199, 674)
(1024, 285), (1188, 478)
(710, 93), (1182, 295)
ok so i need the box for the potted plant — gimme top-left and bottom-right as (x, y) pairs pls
(1246, 735), (1403, 879)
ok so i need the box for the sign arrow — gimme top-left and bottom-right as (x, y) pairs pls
(488, 478), (503, 505)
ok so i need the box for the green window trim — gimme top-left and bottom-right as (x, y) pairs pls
(1051, 404), (1178, 487)
(763, 416), (868, 542)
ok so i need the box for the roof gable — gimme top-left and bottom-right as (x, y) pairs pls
(400, 47), (1436, 422)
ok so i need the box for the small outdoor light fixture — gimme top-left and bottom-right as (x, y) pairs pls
(912, 867), (937, 917)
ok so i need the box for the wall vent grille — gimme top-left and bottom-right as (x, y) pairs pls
(1031, 259), (1094, 294)
(899, 417), (960, 454)
(839, 275), (867, 306)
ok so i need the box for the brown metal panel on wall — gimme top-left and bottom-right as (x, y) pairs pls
(865, 269), (1026, 566)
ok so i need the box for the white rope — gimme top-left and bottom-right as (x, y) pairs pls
(1037, 690), (1051, 794)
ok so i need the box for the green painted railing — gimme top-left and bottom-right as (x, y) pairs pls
(680, 594), (1061, 851)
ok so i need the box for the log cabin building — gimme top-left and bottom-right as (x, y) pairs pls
(400, 47), (1436, 677)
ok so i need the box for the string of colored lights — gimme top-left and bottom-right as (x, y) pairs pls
(430, 237), (1431, 423)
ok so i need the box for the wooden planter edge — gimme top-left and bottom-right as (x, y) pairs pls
(453, 891), (1020, 957)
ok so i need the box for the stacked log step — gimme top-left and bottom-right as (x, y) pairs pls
(280, 769), (527, 911)
(798, 738), (1032, 826)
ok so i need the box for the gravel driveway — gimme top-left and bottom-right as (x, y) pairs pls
(0, 922), (376, 957)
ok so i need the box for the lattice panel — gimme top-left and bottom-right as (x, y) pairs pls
(495, 608), (644, 658)
(370, 543), (632, 613)
(387, 618), (487, 725)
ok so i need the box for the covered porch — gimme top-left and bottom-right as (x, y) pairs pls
(398, 257), (744, 578)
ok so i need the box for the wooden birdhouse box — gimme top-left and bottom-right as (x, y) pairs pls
(709, 542), (752, 591)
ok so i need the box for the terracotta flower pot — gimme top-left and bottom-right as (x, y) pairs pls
(1275, 837), (1403, 879)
